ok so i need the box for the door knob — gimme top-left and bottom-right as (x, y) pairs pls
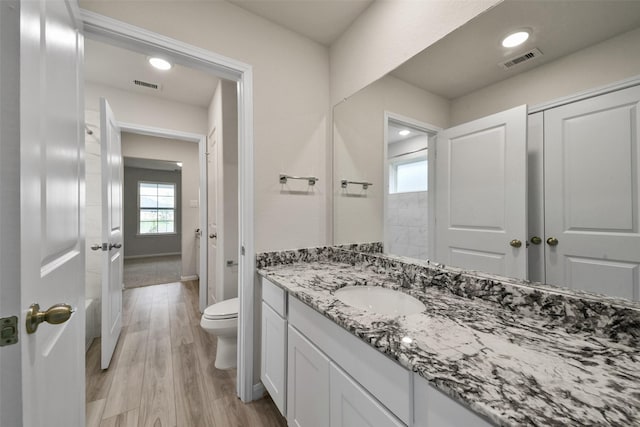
(209, 233), (217, 239)
(509, 239), (522, 248)
(109, 243), (122, 250)
(546, 237), (559, 246)
(91, 243), (104, 251)
(26, 303), (74, 334)
(529, 236), (542, 245)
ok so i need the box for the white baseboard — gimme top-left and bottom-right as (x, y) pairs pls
(252, 382), (266, 401)
(124, 252), (181, 260)
(180, 275), (199, 281)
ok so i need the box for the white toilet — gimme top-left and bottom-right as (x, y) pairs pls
(200, 297), (239, 370)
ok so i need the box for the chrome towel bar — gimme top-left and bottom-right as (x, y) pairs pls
(279, 174), (318, 186)
(341, 180), (373, 190)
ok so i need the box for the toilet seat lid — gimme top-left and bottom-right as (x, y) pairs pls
(204, 297), (239, 319)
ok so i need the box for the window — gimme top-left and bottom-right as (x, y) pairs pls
(139, 182), (176, 234)
(389, 156), (428, 193)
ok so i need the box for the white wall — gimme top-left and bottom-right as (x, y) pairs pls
(329, 0), (501, 105)
(451, 27), (640, 125)
(81, 0), (331, 253)
(121, 133), (200, 278)
(85, 82), (208, 135)
(333, 74), (449, 244)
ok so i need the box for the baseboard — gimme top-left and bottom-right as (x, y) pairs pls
(124, 252), (181, 260)
(252, 382), (266, 401)
(180, 275), (199, 281)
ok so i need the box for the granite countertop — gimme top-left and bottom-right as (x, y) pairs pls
(257, 255), (640, 427)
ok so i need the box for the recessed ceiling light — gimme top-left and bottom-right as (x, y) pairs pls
(176, 162), (182, 168)
(148, 57), (173, 71)
(502, 31), (530, 48)
(398, 130), (411, 136)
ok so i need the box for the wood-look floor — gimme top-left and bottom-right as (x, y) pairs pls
(86, 281), (287, 427)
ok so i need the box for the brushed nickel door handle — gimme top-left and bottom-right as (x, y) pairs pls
(509, 239), (522, 248)
(546, 237), (559, 246)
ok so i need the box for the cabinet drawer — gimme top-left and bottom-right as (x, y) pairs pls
(262, 277), (286, 316)
(289, 297), (411, 424)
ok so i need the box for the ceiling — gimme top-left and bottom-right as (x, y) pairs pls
(228, 0), (374, 46)
(84, 38), (219, 108)
(391, 0), (640, 100)
(85, 0), (640, 108)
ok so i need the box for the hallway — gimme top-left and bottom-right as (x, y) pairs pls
(86, 281), (286, 426)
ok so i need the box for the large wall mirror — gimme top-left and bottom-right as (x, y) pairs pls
(333, 0), (640, 299)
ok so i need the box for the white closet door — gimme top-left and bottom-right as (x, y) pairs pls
(435, 105), (528, 279)
(544, 85), (640, 299)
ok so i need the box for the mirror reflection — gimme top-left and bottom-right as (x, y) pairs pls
(333, 0), (640, 300)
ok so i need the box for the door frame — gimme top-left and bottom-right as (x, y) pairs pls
(383, 112), (440, 258)
(81, 10), (256, 401)
(117, 122), (208, 311)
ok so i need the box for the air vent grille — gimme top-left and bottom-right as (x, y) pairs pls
(133, 79), (159, 90)
(499, 48), (543, 70)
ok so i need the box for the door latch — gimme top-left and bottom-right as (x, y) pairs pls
(0, 316), (18, 346)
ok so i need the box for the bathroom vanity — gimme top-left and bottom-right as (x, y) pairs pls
(257, 246), (640, 426)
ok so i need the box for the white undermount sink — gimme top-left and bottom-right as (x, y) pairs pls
(334, 286), (426, 316)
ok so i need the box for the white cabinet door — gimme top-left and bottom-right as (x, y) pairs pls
(99, 98), (123, 369)
(261, 302), (287, 416)
(413, 374), (494, 427)
(287, 325), (330, 427)
(544, 85), (640, 299)
(330, 363), (404, 427)
(435, 105), (528, 279)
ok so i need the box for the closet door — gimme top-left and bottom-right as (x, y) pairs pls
(544, 85), (640, 299)
(435, 105), (528, 279)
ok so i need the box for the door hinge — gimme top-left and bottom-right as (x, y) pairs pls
(0, 316), (18, 347)
(241, 245), (245, 256)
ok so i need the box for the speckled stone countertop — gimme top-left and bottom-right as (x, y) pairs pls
(256, 246), (640, 427)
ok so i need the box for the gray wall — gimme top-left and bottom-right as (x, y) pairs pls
(124, 166), (182, 258)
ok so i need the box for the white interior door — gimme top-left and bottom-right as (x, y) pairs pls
(435, 105), (528, 279)
(100, 98), (123, 369)
(544, 85), (640, 299)
(19, 0), (85, 424)
(207, 128), (218, 305)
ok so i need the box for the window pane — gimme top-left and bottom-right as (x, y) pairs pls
(396, 160), (428, 192)
(157, 196), (174, 208)
(140, 221), (157, 234)
(139, 183), (157, 196)
(140, 195), (158, 208)
(157, 210), (174, 221)
(140, 209), (158, 221)
(157, 184), (174, 196)
(156, 221), (174, 233)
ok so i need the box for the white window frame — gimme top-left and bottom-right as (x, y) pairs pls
(138, 180), (177, 236)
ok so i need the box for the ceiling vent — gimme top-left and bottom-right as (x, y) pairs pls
(133, 79), (161, 90)
(499, 48), (543, 70)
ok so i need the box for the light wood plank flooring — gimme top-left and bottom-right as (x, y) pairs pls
(86, 281), (287, 427)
